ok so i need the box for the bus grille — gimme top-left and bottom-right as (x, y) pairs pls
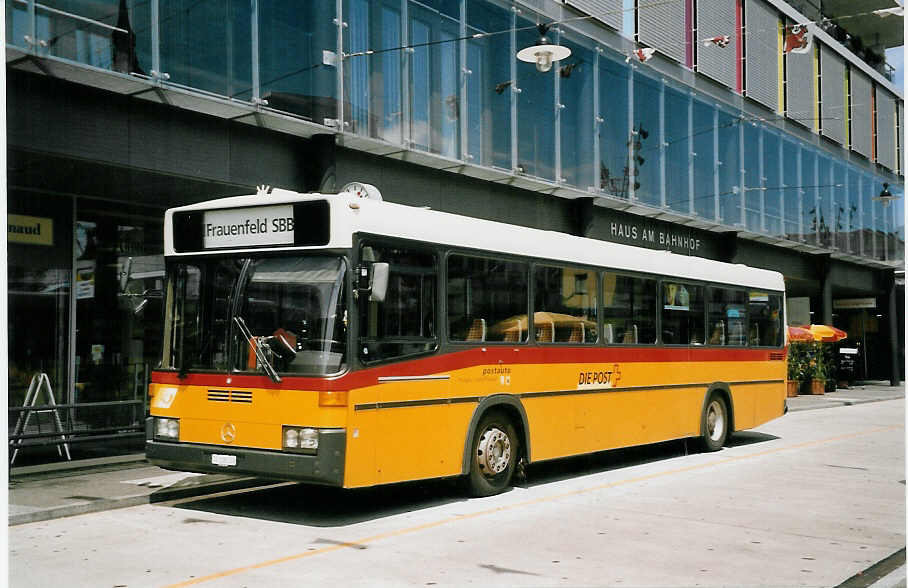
(769, 352), (785, 361)
(207, 390), (253, 404)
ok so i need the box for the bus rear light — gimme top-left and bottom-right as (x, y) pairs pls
(283, 426), (318, 453)
(154, 417), (180, 440)
(319, 390), (348, 407)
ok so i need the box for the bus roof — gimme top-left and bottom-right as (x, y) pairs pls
(165, 189), (785, 292)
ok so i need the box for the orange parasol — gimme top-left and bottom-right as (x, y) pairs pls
(787, 325), (814, 342)
(803, 324), (847, 342)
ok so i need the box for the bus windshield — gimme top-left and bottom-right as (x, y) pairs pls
(162, 255), (347, 377)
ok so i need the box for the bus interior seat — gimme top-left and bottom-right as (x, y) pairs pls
(622, 324), (638, 344)
(568, 323), (584, 343)
(465, 318), (486, 342)
(603, 323), (615, 344)
(536, 321), (554, 343)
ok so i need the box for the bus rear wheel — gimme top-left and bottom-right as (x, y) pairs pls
(467, 411), (518, 497)
(700, 394), (728, 452)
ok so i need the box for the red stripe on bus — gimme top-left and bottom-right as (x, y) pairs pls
(151, 346), (785, 390)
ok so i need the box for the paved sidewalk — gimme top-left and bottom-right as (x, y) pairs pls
(786, 380), (905, 412)
(8, 381), (903, 527)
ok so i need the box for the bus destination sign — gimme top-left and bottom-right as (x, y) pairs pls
(203, 205), (295, 249)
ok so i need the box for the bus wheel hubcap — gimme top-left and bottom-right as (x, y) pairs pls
(707, 401), (724, 441)
(477, 427), (511, 475)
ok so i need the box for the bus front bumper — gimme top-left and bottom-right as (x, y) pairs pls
(145, 422), (345, 486)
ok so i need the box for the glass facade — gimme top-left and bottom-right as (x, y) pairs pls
(8, 0), (901, 261)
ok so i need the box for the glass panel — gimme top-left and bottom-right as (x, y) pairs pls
(408, 1), (460, 158)
(762, 130), (782, 236)
(74, 201), (164, 432)
(238, 257), (347, 374)
(832, 162), (848, 251)
(782, 140), (800, 241)
(692, 99), (715, 220)
(872, 194), (886, 261)
(28, 0), (150, 74)
(707, 288), (747, 346)
(817, 155), (834, 248)
(664, 86), (689, 213)
(748, 292), (782, 347)
(845, 167), (860, 255)
(8, 193), (72, 415)
(717, 110), (741, 226)
(163, 259), (238, 372)
(516, 12), (554, 179)
(861, 173), (874, 257)
(259, 1), (337, 122)
(533, 266), (598, 344)
(801, 148), (818, 246)
(360, 244), (437, 363)
(661, 282), (704, 345)
(601, 272), (658, 344)
(7, 0), (30, 50)
(343, 0), (402, 142)
(891, 184), (905, 261)
(160, 0), (252, 98)
(742, 122), (762, 232)
(632, 71), (661, 206)
(447, 255), (528, 343)
(465, 0), (511, 169)
(598, 51), (630, 197)
(558, 33), (596, 190)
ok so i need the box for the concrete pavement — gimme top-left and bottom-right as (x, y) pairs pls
(8, 381), (903, 528)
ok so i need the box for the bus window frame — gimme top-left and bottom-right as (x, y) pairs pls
(443, 249), (531, 346)
(659, 278), (708, 347)
(353, 234), (442, 367)
(705, 285), (750, 348)
(600, 268), (660, 346)
(530, 261), (601, 346)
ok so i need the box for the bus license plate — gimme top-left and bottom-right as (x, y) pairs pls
(211, 454), (237, 467)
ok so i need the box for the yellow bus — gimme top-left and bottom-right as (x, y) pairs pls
(146, 183), (787, 496)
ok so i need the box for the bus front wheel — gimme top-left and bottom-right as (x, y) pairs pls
(467, 411), (518, 497)
(700, 394), (729, 452)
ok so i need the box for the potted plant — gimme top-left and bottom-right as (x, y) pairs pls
(805, 341), (827, 395)
(786, 343), (806, 397)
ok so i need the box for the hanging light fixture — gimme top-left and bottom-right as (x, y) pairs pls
(873, 183), (899, 206)
(517, 23), (571, 73)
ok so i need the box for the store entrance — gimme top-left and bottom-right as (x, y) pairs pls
(73, 201), (164, 433)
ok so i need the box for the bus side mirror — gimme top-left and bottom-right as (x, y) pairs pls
(369, 263), (389, 303)
(355, 262), (389, 303)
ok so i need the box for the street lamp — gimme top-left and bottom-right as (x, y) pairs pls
(873, 183), (898, 206)
(517, 24), (571, 73)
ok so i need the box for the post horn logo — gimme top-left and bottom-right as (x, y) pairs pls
(220, 422), (237, 443)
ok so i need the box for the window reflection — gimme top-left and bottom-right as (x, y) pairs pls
(762, 130), (782, 236)
(632, 72), (661, 206)
(466, 0), (511, 169)
(692, 99), (715, 220)
(598, 52), (630, 197)
(516, 13), (554, 179)
(558, 34), (595, 189)
(664, 86), (690, 213)
(717, 110), (741, 226)
(782, 140), (800, 242)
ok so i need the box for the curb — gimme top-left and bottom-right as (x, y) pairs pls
(9, 475), (271, 526)
(787, 395), (904, 412)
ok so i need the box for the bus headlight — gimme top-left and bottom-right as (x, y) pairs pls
(282, 426), (318, 453)
(154, 417), (180, 440)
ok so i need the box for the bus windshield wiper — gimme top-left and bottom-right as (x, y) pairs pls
(233, 316), (282, 383)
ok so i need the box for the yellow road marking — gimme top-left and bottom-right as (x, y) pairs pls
(164, 424), (902, 587)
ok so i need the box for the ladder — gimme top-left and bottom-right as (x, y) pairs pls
(10, 373), (72, 465)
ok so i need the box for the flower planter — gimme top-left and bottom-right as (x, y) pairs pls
(786, 380), (800, 398)
(809, 379), (825, 395)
